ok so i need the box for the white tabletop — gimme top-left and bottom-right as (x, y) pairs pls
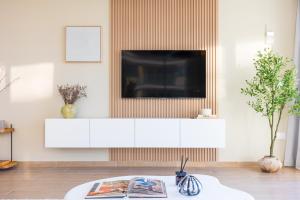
(64, 175), (254, 200)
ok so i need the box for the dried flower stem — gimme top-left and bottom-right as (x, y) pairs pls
(58, 84), (87, 104)
(0, 69), (19, 93)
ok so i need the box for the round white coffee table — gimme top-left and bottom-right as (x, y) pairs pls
(64, 175), (255, 200)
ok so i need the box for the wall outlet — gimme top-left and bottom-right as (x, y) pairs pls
(277, 132), (286, 140)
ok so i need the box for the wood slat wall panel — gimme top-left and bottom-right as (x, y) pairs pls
(110, 148), (216, 162)
(110, 0), (217, 163)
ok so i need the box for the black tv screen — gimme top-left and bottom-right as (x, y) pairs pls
(121, 50), (206, 98)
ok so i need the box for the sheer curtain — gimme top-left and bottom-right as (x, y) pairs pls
(284, 0), (300, 169)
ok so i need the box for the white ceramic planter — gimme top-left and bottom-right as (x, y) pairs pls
(258, 156), (282, 173)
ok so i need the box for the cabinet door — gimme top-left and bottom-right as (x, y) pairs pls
(45, 119), (90, 148)
(90, 119), (134, 147)
(180, 119), (225, 148)
(135, 119), (180, 147)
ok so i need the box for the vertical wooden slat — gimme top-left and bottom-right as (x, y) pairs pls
(110, 0), (217, 163)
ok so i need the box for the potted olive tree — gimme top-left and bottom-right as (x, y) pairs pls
(241, 49), (300, 173)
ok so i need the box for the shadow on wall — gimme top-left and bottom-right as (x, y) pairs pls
(0, 62), (57, 160)
(9, 62), (54, 103)
(0, 62), (61, 121)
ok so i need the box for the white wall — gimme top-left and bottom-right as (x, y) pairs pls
(218, 0), (298, 161)
(0, 0), (298, 162)
(0, 0), (110, 161)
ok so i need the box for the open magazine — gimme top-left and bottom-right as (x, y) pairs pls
(85, 177), (167, 199)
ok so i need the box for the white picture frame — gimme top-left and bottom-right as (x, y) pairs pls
(65, 26), (101, 62)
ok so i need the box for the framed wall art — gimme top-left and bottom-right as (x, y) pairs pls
(65, 26), (101, 62)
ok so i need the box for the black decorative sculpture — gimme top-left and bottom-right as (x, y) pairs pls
(178, 175), (203, 196)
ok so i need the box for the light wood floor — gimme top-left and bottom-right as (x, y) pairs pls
(0, 165), (299, 199)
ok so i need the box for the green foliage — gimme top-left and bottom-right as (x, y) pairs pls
(241, 49), (300, 157)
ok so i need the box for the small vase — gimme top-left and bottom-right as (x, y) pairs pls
(178, 175), (203, 196)
(175, 171), (187, 185)
(258, 156), (282, 173)
(61, 104), (76, 118)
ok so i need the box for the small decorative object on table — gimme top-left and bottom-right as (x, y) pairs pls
(201, 108), (212, 117)
(178, 175), (203, 196)
(195, 108), (217, 119)
(175, 156), (188, 185)
(58, 84), (87, 118)
(0, 120), (5, 129)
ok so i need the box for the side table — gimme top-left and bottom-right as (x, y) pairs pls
(0, 124), (17, 170)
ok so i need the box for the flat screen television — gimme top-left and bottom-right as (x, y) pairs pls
(121, 50), (206, 98)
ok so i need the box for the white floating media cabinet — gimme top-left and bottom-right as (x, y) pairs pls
(45, 118), (225, 148)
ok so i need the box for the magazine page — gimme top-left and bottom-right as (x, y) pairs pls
(85, 180), (129, 199)
(127, 177), (167, 198)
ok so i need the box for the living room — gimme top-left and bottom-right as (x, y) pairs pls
(0, 0), (299, 199)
